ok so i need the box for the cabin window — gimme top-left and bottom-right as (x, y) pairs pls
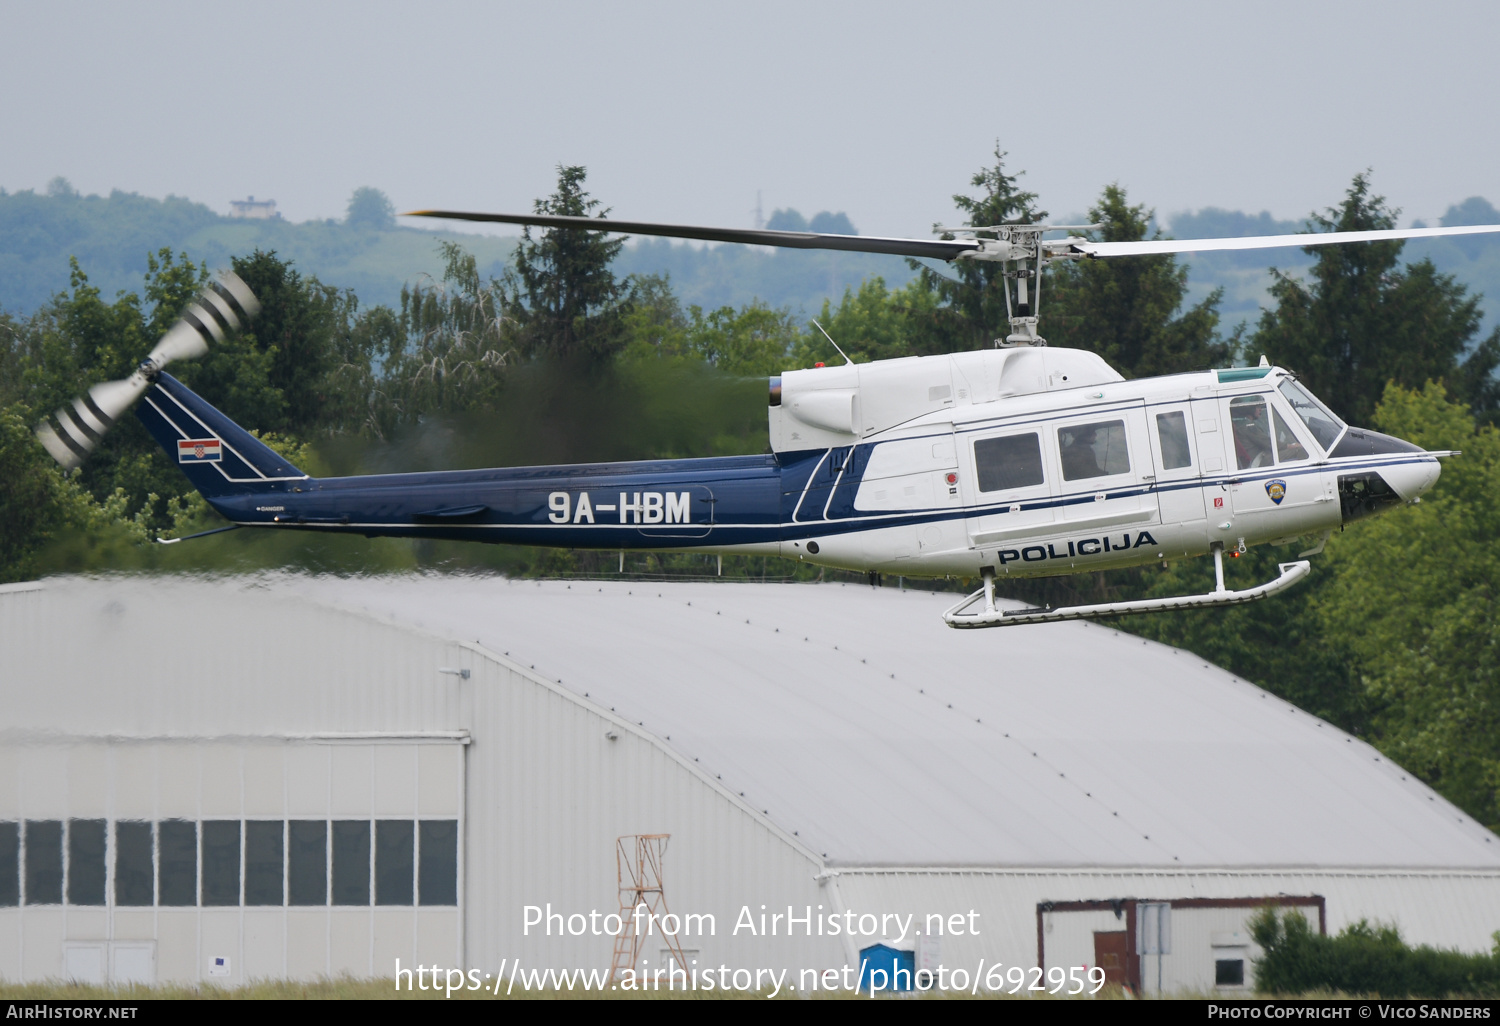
(974, 433), (1044, 492)
(1230, 397), (1275, 470)
(114, 821), (154, 906)
(1058, 420), (1130, 480)
(1278, 379), (1343, 450)
(1273, 407), (1309, 463)
(1155, 411), (1192, 469)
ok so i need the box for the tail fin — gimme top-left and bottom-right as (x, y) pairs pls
(136, 372), (309, 498)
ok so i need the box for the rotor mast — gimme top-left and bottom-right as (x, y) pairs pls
(937, 223), (1100, 347)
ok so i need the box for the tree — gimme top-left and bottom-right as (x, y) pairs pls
(1253, 173), (1494, 426)
(1046, 184), (1234, 378)
(1313, 382), (1500, 828)
(368, 242), (513, 435)
(904, 144), (1045, 355)
(506, 166), (631, 364)
(792, 276), (941, 366)
(685, 301), (801, 377)
(345, 187), (395, 230)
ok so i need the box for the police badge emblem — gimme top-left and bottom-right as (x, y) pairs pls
(1265, 479), (1287, 505)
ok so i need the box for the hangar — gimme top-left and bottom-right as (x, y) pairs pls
(1, 573), (1497, 993)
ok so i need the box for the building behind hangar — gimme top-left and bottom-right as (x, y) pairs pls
(1, 574), (1498, 993)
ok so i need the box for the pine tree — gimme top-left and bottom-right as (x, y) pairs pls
(1046, 184), (1232, 378)
(1253, 172), (1493, 426)
(507, 166), (631, 363)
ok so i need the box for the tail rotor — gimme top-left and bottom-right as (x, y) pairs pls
(34, 273), (260, 470)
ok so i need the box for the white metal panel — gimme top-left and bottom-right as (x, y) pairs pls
(281, 575), (1499, 870)
(417, 746), (460, 817)
(110, 747), (155, 820)
(5, 576), (1500, 983)
(833, 867), (1500, 978)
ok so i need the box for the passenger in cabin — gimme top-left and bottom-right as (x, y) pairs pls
(1231, 398), (1274, 469)
(1061, 425), (1103, 480)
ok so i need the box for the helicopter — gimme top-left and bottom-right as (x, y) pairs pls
(33, 209), (1500, 628)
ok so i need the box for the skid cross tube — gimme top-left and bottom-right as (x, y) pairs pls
(943, 559), (1312, 629)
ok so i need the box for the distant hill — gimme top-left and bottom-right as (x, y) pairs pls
(1169, 202), (1500, 338)
(0, 187), (516, 315)
(2, 186), (1495, 343)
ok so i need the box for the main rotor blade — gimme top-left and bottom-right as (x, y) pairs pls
(404, 209), (977, 261)
(1075, 223), (1500, 258)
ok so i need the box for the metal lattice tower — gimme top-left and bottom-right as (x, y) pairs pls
(608, 834), (688, 982)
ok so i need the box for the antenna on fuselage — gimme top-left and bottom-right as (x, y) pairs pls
(811, 319), (854, 366)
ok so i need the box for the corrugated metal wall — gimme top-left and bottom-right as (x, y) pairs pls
(834, 868), (1500, 992)
(0, 579), (843, 982)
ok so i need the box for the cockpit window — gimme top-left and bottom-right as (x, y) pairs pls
(1229, 396), (1274, 470)
(1272, 408), (1309, 463)
(1278, 378), (1343, 450)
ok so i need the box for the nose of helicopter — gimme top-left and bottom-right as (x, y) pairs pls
(1334, 425), (1444, 523)
(1378, 455), (1442, 502)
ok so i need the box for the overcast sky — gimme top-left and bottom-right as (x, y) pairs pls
(4, 0), (1497, 238)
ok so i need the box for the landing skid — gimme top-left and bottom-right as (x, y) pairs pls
(943, 547), (1312, 629)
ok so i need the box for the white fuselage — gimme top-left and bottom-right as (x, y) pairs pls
(763, 354), (1439, 579)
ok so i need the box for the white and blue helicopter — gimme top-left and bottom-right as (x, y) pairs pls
(34, 211), (1500, 628)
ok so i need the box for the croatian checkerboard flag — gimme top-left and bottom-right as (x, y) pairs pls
(178, 437), (222, 463)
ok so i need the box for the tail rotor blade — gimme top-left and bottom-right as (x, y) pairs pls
(33, 271), (261, 470)
(145, 271), (261, 367)
(35, 375), (152, 470)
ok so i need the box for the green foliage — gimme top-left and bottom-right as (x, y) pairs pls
(507, 166), (630, 363)
(1250, 907), (1500, 997)
(906, 144), (1045, 354)
(792, 276), (942, 367)
(345, 187), (396, 231)
(1315, 382), (1500, 826)
(1254, 173), (1496, 425)
(365, 242), (514, 437)
(1047, 184), (1235, 378)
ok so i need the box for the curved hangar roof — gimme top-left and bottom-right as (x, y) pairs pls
(8, 574), (1497, 871)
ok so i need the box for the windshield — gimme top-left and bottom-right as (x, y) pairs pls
(1277, 378), (1344, 451)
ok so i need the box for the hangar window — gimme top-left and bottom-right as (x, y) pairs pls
(201, 820), (241, 906)
(288, 820), (327, 906)
(332, 820), (370, 906)
(0, 822), (16, 906)
(1059, 420), (1130, 480)
(1216, 959), (1245, 986)
(974, 433), (1044, 492)
(114, 821), (154, 906)
(376, 820), (415, 906)
(158, 820), (197, 906)
(244, 821), (284, 906)
(419, 820), (459, 906)
(68, 819), (107, 906)
(24, 820), (62, 905)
